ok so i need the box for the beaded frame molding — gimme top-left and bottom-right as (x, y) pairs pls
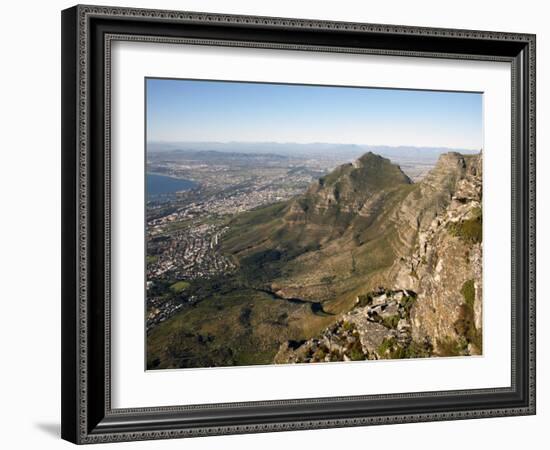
(61, 4), (536, 444)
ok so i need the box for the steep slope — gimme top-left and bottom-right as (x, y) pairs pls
(388, 152), (483, 355)
(276, 152), (483, 362)
(221, 153), (415, 308)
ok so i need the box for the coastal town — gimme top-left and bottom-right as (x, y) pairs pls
(145, 150), (332, 332)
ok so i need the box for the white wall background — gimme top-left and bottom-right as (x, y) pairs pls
(0, 0), (546, 448)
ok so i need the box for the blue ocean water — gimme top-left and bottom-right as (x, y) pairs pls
(147, 173), (196, 197)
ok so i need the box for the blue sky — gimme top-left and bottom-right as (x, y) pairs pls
(146, 78), (482, 150)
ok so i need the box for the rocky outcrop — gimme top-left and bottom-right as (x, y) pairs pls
(274, 289), (430, 363)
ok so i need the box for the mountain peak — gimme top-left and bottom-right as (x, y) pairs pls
(318, 152), (410, 190)
(350, 152), (383, 169)
(356, 151), (386, 165)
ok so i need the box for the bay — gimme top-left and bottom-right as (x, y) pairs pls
(147, 173), (197, 198)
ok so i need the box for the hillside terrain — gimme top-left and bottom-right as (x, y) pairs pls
(147, 151), (482, 368)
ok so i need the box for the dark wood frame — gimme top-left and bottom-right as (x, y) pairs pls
(61, 4), (536, 444)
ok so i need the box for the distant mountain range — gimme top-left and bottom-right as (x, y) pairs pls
(147, 141), (480, 162)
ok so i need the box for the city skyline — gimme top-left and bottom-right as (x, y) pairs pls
(146, 78), (483, 150)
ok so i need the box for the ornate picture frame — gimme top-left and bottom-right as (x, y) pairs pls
(61, 5), (536, 444)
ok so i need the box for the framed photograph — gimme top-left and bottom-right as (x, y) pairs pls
(61, 5), (536, 444)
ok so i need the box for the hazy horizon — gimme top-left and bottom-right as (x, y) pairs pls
(147, 140), (481, 149)
(146, 141), (481, 160)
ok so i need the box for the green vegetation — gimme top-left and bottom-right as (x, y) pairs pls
(147, 279), (173, 300)
(381, 314), (400, 329)
(454, 304), (482, 352)
(436, 280), (481, 357)
(146, 255), (158, 265)
(404, 340), (433, 358)
(231, 201), (287, 227)
(164, 218), (194, 232)
(436, 336), (468, 357)
(170, 280), (190, 293)
(147, 285), (336, 369)
(377, 336), (432, 359)
(313, 345), (329, 361)
(342, 321), (355, 332)
(356, 294), (373, 307)
(400, 293), (417, 317)
(377, 337), (397, 358)
(452, 279), (482, 352)
(239, 248), (283, 283)
(348, 340), (366, 361)
(461, 279), (476, 308)
(239, 306), (252, 327)
(448, 207), (482, 243)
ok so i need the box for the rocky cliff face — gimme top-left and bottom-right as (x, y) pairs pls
(390, 152), (482, 355)
(275, 152), (483, 362)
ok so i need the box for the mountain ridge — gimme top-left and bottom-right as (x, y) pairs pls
(275, 150), (483, 362)
(222, 150), (482, 349)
